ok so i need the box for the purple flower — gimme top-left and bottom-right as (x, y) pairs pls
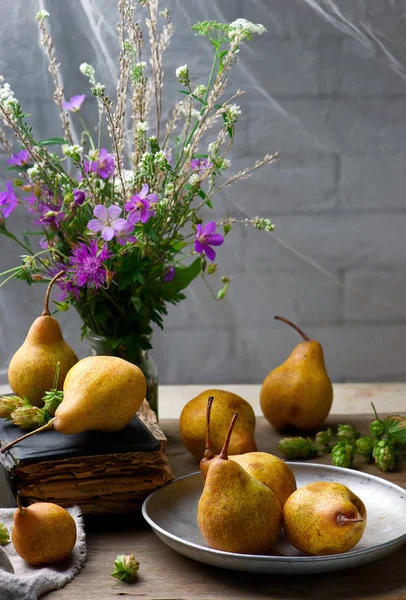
(73, 188), (86, 206)
(163, 266), (176, 282)
(125, 184), (158, 224)
(88, 204), (129, 242)
(194, 221), (224, 262)
(67, 239), (112, 289)
(36, 204), (65, 227)
(0, 182), (18, 218)
(7, 149), (30, 166)
(84, 148), (115, 179)
(190, 157), (212, 176)
(62, 94), (86, 112)
(115, 221), (137, 246)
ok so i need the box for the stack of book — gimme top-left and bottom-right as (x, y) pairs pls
(0, 401), (173, 514)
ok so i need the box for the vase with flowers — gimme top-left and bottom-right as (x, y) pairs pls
(0, 2), (277, 417)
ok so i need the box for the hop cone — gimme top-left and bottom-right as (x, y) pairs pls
(315, 428), (333, 449)
(355, 435), (375, 459)
(372, 439), (396, 472)
(370, 420), (385, 439)
(11, 406), (46, 430)
(111, 554), (140, 584)
(337, 424), (360, 442)
(278, 437), (318, 460)
(0, 523), (10, 545)
(42, 390), (64, 417)
(331, 441), (355, 468)
(0, 396), (27, 418)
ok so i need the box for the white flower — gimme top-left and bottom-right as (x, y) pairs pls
(36, 10), (49, 22)
(136, 61), (147, 70)
(180, 104), (201, 121)
(27, 165), (41, 179)
(0, 82), (18, 109)
(189, 173), (200, 186)
(91, 83), (105, 97)
(80, 63), (96, 83)
(135, 121), (149, 133)
(176, 64), (188, 79)
(165, 182), (174, 195)
(64, 145), (83, 159)
(208, 141), (219, 156)
(229, 18), (266, 39)
(220, 158), (231, 169)
(228, 104), (241, 120)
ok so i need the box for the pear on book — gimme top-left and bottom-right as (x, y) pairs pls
(1, 355), (146, 453)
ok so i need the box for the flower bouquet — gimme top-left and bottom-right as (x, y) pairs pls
(0, 1), (276, 413)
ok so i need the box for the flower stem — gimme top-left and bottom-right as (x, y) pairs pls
(77, 114), (95, 151)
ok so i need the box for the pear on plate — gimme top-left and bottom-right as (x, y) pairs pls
(8, 272), (78, 407)
(283, 481), (366, 555)
(12, 497), (77, 566)
(180, 388), (256, 459)
(260, 316), (333, 431)
(1, 355), (146, 453)
(200, 396), (296, 507)
(197, 412), (282, 554)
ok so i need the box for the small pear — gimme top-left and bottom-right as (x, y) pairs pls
(283, 481), (366, 555)
(12, 497), (76, 566)
(1, 356), (146, 453)
(197, 413), (282, 555)
(200, 397), (296, 507)
(260, 316), (333, 431)
(180, 388), (256, 459)
(8, 272), (78, 407)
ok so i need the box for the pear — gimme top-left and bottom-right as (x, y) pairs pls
(283, 481), (366, 556)
(1, 356), (146, 453)
(12, 496), (76, 565)
(260, 316), (333, 431)
(8, 271), (78, 407)
(197, 412), (282, 554)
(180, 388), (256, 459)
(200, 396), (296, 507)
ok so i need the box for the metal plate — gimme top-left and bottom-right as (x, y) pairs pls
(142, 463), (406, 574)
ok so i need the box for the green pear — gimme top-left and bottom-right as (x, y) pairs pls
(197, 413), (282, 554)
(1, 356), (147, 453)
(260, 316), (333, 431)
(8, 272), (78, 407)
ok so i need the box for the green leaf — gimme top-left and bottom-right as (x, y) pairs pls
(39, 137), (68, 147)
(177, 90), (205, 105)
(171, 241), (189, 252)
(159, 257), (201, 296)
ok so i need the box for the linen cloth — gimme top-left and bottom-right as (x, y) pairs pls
(0, 506), (86, 600)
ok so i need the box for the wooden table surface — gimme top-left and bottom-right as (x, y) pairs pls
(38, 383), (406, 600)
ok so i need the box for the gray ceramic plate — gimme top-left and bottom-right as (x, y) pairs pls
(142, 463), (406, 574)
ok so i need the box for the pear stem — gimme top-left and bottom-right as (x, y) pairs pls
(203, 395), (214, 460)
(16, 492), (26, 515)
(42, 270), (65, 317)
(1, 419), (55, 454)
(337, 513), (364, 526)
(274, 315), (311, 341)
(218, 412), (238, 461)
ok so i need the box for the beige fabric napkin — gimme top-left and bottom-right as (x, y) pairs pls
(0, 506), (86, 600)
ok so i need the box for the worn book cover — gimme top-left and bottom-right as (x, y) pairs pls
(0, 401), (174, 513)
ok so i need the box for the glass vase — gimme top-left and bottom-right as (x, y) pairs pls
(86, 332), (159, 419)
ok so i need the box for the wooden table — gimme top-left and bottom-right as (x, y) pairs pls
(35, 383), (406, 599)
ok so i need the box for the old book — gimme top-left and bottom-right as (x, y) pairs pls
(0, 401), (174, 514)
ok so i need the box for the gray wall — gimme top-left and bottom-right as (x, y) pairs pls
(0, 0), (406, 385)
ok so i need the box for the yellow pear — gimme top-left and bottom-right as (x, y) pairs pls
(283, 481), (366, 555)
(200, 397), (296, 507)
(12, 498), (77, 566)
(197, 413), (282, 554)
(260, 316), (333, 431)
(1, 356), (146, 453)
(180, 389), (256, 459)
(8, 272), (78, 407)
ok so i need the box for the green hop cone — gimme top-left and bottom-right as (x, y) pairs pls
(355, 435), (375, 459)
(278, 437), (318, 460)
(315, 428), (333, 450)
(111, 554), (140, 587)
(337, 424), (360, 442)
(0, 396), (28, 419)
(11, 406), (47, 430)
(370, 420), (385, 439)
(372, 439), (396, 472)
(0, 523), (10, 545)
(331, 441), (355, 468)
(42, 390), (64, 417)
